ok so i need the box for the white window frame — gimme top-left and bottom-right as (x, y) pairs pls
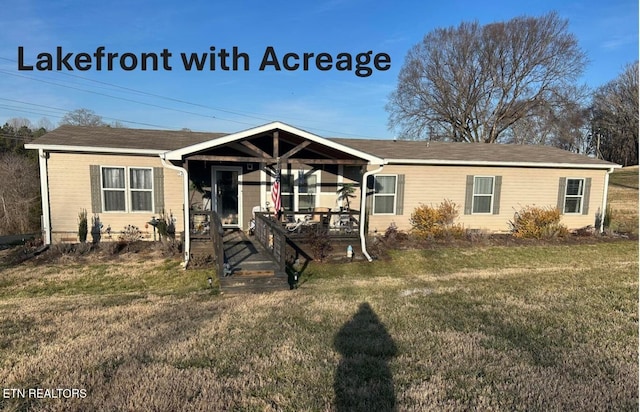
(129, 167), (154, 213)
(101, 166), (127, 212)
(472, 176), (495, 215)
(372, 174), (397, 215)
(100, 166), (154, 213)
(563, 178), (584, 214)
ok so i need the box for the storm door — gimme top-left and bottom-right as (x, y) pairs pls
(212, 167), (242, 227)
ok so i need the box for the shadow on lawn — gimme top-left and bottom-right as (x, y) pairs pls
(333, 302), (397, 412)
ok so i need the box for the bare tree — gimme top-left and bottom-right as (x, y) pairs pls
(504, 85), (591, 153)
(60, 108), (106, 127)
(0, 153), (40, 235)
(387, 12), (588, 143)
(7, 117), (32, 130)
(36, 117), (55, 132)
(589, 61), (639, 166)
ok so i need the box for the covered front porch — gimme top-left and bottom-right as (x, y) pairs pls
(163, 122), (382, 283)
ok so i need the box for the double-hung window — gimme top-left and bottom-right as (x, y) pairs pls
(101, 166), (153, 212)
(472, 176), (494, 214)
(373, 175), (397, 214)
(129, 168), (153, 212)
(563, 178), (584, 214)
(101, 167), (126, 212)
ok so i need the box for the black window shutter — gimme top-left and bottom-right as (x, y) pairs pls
(366, 175), (374, 214)
(557, 177), (567, 214)
(153, 167), (164, 214)
(492, 176), (502, 215)
(582, 178), (591, 215)
(395, 174), (405, 215)
(89, 165), (102, 213)
(464, 175), (474, 215)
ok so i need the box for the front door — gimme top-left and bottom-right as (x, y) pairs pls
(212, 167), (242, 228)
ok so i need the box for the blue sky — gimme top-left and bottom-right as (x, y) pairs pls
(0, 0), (637, 139)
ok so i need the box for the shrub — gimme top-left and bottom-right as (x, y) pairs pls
(603, 206), (612, 229)
(78, 209), (88, 243)
(156, 210), (176, 241)
(381, 222), (408, 244)
(91, 215), (102, 244)
(118, 225), (144, 243)
(410, 200), (465, 239)
(305, 230), (333, 262)
(509, 206), (568, 239)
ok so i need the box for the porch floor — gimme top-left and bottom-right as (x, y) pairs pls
(218, 229), (288, 295)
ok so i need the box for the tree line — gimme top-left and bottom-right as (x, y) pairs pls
(0, 109), (124, 236)
(387, 11), (638, 166)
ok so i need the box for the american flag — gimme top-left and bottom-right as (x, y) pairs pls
(271, 170), (281, 215)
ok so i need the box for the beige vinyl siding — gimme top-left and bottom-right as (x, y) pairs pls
(366, 164), (606, 233)
(242, 164), (261, 231)
(48, 153), (184, 242)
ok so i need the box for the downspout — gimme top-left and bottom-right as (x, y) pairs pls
(599, 167), (614, 233)
(38, 149), (51, 245)
(360, 164), (385, 262)
(160, 154), (190, 268)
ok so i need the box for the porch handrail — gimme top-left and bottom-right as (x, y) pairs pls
(190, 210), (224, 277)
(281, 209), (360, 238)
(254, 212), (287, 271)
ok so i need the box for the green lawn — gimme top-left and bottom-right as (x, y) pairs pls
(0, 240), (637, 411)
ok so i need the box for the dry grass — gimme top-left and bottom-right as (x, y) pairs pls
(608, 166), (638, 235)
(0, 240), (637, 411)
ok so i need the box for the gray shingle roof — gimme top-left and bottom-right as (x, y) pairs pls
(27, 125), (227, 151)
(330, 138), (615, 167)
(27, 125), (617, 168)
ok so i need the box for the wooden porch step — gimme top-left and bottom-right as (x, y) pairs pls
(215, 229), (289, 294)
(230, 270), (276, 277)
(219, 273), (289, 295)
(229, 260), (278, 274)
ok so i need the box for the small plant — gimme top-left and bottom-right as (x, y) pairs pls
(603, 205), (612, 229)
(305, 230), (333, 262)
(508, 206), (568, 239)
(156, 210), (176, 242)
(78, 209), (88, 243)
(118, 225), (144, 243)
(91, 215), (102, 244)
(159, 239), (182, 257)
(382, 222), (408, 244)
(336, 183), (358, 210)
(410, 199), (465, 239)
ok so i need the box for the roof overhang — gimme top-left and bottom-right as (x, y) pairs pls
(23, 143), (165, 156)
(163, 121), (384, 164)
(385, 158), (621, 170)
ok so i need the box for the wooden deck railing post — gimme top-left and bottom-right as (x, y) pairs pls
(254, 212), (287, 271)
(210, 211), (224, 278)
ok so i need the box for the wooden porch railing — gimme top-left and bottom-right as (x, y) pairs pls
(280, 210), (360, 238)
(254, 212), (287, 272)
(190, 210), (224, 276)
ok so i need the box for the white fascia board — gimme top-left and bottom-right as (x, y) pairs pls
(164, 121), (384, 164)
(385, 158), (622, 170)
(24, 143), (165, 156)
